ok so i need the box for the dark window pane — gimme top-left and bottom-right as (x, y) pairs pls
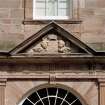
(62, 101), (69, 105)
(65, 92), (77, 104)
(58, 88), (67, 98)
(49, 97), (55, 105)
(28, 92), (39, 103)
(56, 98), (62, 105)
(37, 88), (47, 98)
(42, 98), (49, 105)
(73, 99), (82, 105)
(22, 99), (33, 105)
(48, 88), (57, 95)
(22, 87), (83, 105)
(36, 101), (43, 105)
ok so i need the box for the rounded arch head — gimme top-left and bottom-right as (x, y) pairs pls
(18, 84), (88, 105)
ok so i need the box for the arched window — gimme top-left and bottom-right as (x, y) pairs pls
(19, 85), (85, 105)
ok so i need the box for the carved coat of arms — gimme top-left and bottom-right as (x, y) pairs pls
(28, 34), (71, 54)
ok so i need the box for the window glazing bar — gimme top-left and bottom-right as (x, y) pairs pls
(36, 91), (45, 105)
(70, 98), (79, 105)
(46, 88), (50, 105)
(60, 92), (68, 105)
(27, 98), (34, 105)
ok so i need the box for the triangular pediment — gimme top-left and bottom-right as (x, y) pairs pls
(9, 22), (96, 56)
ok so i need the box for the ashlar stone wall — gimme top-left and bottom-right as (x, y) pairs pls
(0, 0), (105, 51)
(0, 0), (24, 51)
(80, 0), (105, 51)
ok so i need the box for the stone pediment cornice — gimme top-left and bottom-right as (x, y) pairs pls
(0, 22), (105, 57)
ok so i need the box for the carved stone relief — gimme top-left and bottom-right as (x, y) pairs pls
(58, 40), (71, 53)
(27, 34), (71, 54)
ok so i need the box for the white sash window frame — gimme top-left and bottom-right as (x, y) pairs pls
(33, 0), (73, 20)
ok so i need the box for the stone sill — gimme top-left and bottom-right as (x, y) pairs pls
(23, 19), (82, 25)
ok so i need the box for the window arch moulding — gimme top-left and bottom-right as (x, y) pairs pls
(18, 84), (88, 105)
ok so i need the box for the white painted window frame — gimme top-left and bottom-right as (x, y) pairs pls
(33, 0), (73, 20)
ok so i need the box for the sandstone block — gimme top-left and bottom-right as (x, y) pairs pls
(86, 43), (103, 51)
(25, 0), (33, 8)
(80, 8), (94, 18)
(94, 8), (105, 17)
(0, 24), (24, 33)
(85, 0), (97, 8)
(24, 25), (45, 38)
(97, 0), (105, 8)
(0, 9), (10, 18)
(25, 8), (33, 19)
(10, 9), (24, 19)
(0, 19), (11, 24)
(0, 0), (21, 8)
(82, 17), (104, 32)
(60, 24), (81, 33)
(81, 32), (105, 43)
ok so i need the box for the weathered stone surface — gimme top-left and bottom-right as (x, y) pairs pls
(80, 8), (94, 18)
(82, 18), (104, 32)
(0, 19), (23, 25)
(0, 79), (6, 105)
(60, 24), (81, 33)
(0, 9), (10, 18)
(0, 0), (21, 8)
(0, 1), (105, 105)
(0, 19), (11, 24)
(0, 0), (105, 51)
(25, 0), (33, 8)
(0, 24), (24, 33)
(97, 0), (105, 8)
(25, 8), (33, 19)
(24, 25), (45, 38)
(81, 32), (105, 43)
(86, 43), (103, 51)
(5, 81), (98, 105)
(85, 0), (97, 8)
(94, 8), (105, 18)
(0, 32), (24, 50)
(98, 79), (105, 105)
(10, 9), (24, 19)
(5, 81), (47, 105)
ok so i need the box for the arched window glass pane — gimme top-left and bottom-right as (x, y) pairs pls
(21, 87), (83, 105)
